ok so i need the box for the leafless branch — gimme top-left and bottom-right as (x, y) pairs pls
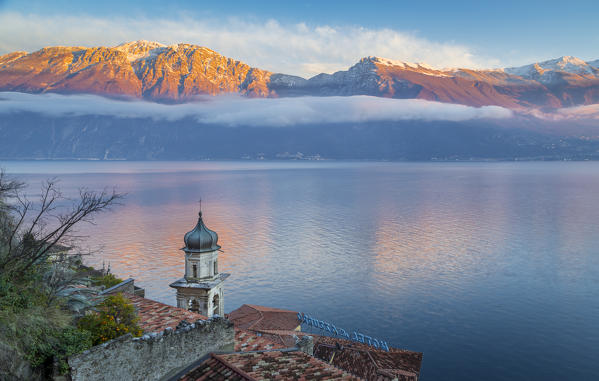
(0, 172), (124, 278)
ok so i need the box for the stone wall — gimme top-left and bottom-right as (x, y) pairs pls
(68, 318), (234, 381)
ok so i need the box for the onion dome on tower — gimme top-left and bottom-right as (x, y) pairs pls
(171, 208), (229, 317)
(183, 211), (221, 253)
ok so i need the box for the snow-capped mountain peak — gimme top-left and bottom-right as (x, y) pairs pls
(115, 40), (166, 48)
(505, 56), (595, 78)
(539, 56), (592, 73)
(114, 40), (167, 62)
(363, 56), (435, 70)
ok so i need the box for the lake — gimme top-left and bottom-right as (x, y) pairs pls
(2, 160), (598, 380)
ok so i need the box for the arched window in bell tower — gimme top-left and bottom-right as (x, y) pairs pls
(214, 260), (218, 275)
(212, 293), (220, 316)
(192, 264), (197, 278)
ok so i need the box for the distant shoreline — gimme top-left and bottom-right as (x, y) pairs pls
(1, 157), (597, 162)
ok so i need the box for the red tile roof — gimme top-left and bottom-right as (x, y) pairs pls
(126, 294), (207, 333)
(178, 354), (254, 381)
(163, 301), (421, 380)
(234, 328), (287, 352)
(248, 329), (313, 348)
(313, 336), (423, 381)
(230, 327), (423, 381)
(227, 304), (423, 380)
(227, 304), (301, 332)
(219, 351), (362, 380)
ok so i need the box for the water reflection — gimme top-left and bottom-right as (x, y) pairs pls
(3, 161), (599, 381)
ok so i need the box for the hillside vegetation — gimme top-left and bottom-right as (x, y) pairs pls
(0, 172), (140, 379)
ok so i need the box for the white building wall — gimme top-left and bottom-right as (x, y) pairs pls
(176, 250), (224, 317)
(185, 251), (218, 280)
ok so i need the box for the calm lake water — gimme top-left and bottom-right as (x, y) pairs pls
(2, 161), (599, 380)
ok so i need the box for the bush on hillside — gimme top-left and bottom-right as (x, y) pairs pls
(91, 272), (123, 289)
(77, 293), (142, 345)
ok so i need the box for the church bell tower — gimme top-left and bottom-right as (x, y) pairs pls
(170, 210), (229, 317)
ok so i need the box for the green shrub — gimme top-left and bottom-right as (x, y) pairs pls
(0, 302), (71, 369)
(55, 327), (93, 374)
(0, 270), (47, 312)
(0, 270), (94, 373)
(77, 293), (142, 345)
(91, 273), (123, 289)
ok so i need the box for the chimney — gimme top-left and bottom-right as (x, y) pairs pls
(295, 335), (314, 356)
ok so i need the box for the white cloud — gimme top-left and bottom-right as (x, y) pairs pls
(0, 92), (513, 126)
(557, 104), (599, 119)
(0, 11), (499, 77)
(518, 104), (599, 121)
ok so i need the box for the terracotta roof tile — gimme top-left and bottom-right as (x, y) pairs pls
(226, 304), (424, 380)
(178, 355), (253, 381)
(244, 304), (297, 313)
(234, 328), (287, 352)
(245, 329), (311, 348)
(126, 294), (207, 333)
(227, 304), (301, 331)
(219, 351), (363, 380)
(313, 336), (423, 381)
(232, 328), (423, 381)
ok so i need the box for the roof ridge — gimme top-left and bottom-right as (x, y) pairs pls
(212, 353), (257, 381)
(274, 332), (288, 348)
(245, 304), (297, 313)
(253, 328), (309, 335)
(246, 306), (265, 330)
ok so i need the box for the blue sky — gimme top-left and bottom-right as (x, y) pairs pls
(1, 0), (598, 76)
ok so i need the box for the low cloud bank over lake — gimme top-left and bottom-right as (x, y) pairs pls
(0, 92), (512, 127)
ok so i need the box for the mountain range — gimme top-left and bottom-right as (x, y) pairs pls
(2, 41), (599, 161)
(2, 40), (599, 109)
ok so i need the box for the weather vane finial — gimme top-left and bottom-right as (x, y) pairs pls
(198, 198), (202, 217)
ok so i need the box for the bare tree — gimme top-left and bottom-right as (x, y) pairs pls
(0, 171), (123, 282)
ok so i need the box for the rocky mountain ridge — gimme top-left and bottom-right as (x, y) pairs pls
(1, 41), (599, 109)
(0, 40), (272, 100)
